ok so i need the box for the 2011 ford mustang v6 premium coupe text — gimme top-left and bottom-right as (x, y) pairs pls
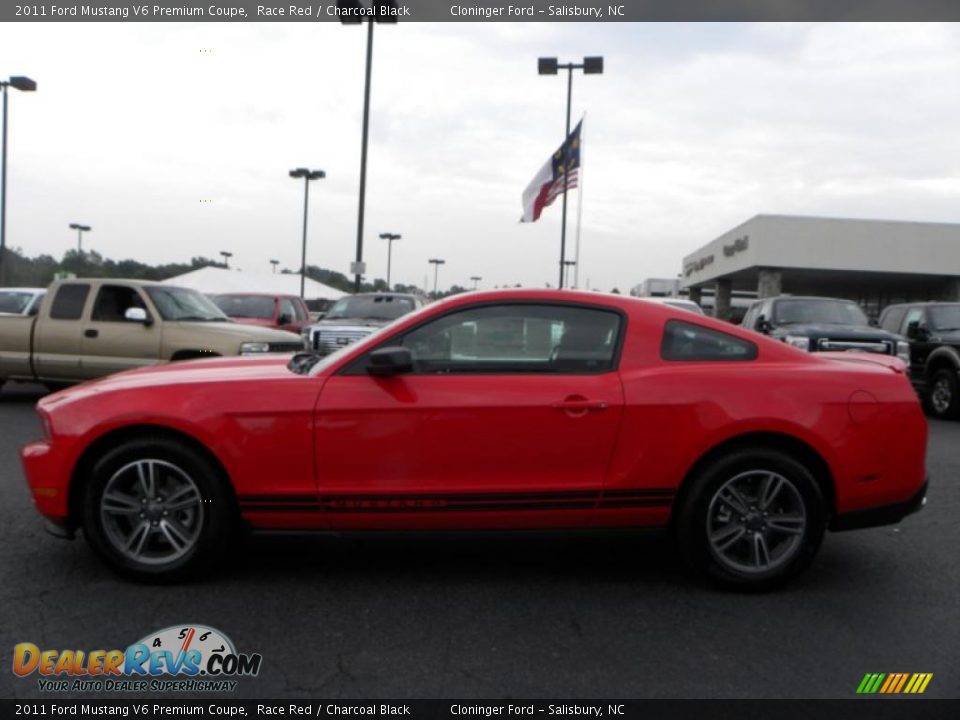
(21, 290), (928, 589)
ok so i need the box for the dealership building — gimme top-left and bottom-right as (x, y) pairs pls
(679, 215), (960, 320)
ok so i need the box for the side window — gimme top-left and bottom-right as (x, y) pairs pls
(387, 304), (622, 374)
(902, 308), (924, 334)
(91, 286), (147, 322)
(661, 320), (758, 361)
(293, 300), (309, 322)
(49, 284), (91, 321)
(741, 302), (759, 329)
(279, 298), (297, 322)
(880, 306), (907, 335)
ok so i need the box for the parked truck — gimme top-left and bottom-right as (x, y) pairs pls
(0, 278), (306, 388)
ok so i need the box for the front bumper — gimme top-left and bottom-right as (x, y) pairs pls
(830, 478), (928, 532)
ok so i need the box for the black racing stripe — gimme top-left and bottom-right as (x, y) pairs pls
(239, 497), (674, 514)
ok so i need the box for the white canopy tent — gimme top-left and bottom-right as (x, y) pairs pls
(162, 266), (347, 302)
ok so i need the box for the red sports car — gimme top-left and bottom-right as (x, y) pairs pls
(21, 290), (928, 589)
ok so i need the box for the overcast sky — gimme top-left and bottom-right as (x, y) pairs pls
(2, 22), (958, 292)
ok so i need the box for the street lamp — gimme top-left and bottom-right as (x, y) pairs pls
(270, 259), (279, 273)
(562, 260), (577, 289)
(470, 275), (482, 290)
(0, 75), (37, 285)
(289, 167), (326, 299)
(537, 56), (602, 289)
(220, 250), (232, 268)
(69, 223), (92, 253)
(428, 258), (445, 298)
(379, 232), (401, 289)
(337, 0), (399, 293)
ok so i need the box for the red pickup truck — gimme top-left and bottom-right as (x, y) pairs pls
(212, 293), (312, 334)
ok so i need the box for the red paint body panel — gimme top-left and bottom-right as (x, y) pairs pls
(20, 290), (927, 535)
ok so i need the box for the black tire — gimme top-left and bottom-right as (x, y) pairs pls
(675, 446), (826, 591)
(80, 437), (237, 583)
(924, 367), (960, 420)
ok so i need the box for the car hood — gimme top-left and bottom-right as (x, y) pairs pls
(773, 323), (898, 340)
(170, 321), (300, 342)
(39, 355), (296, 408)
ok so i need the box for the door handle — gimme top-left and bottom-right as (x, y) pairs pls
(84, 329), (99, 339)
(552, 398), (608, 412)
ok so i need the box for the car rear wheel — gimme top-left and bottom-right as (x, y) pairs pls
(925, 368), (960, 420)
(81, 437), (236, 582)
(676, 447), (826, 591)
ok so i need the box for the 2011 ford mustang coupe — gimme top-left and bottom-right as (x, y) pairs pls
(21, 290), (928, 589)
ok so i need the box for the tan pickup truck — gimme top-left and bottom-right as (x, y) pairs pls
(0, 278), (306, 387)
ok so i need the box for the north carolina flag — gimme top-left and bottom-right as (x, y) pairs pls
(520, 120), (582, 223)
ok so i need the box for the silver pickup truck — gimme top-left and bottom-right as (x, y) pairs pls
(0, 278), (306, 388)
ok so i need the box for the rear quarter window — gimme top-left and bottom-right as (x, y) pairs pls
(49, 284), (90, 320)
(661, 319), (758, 361)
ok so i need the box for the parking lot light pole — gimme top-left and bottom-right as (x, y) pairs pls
(0, 75), (37, 286)
(289, 168), (326, 299)
(69, 223), (91, 253)
(270, 259), (279, 274)
(219, 250), (232, 268)
(337, 0), (399, 293)
(470, 275), (482, 290)
(428, 258), (445, 299)
(537, 56), (602, 289)
(379, 232), (401, 289)
(563, 260), (576, 289)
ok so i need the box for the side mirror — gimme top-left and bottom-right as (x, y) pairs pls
(125, 307), (152, 326)
(368, 346), (413, 377)
(278, 313), (292, 326)
(756, 314), (771, 333)
(906, 321), (926, 340)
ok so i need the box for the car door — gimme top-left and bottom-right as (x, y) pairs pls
(901, 306), (933, 377)
(313, 302), (626, 530)
(79, 284), (162, 379)
(33, 283), (92, 382)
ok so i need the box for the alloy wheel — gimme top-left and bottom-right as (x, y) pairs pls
(99, 459), (204, 565)
(930, 377), (953, 415)
(706, 470), (807, 575)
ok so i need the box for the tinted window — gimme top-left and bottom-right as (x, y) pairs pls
(390, 304), (622, 374)
(279, 298), (297, 323)
(327, 295), (415, 321)
(929, 305), (960, 332)
(49, 284), (90, 320)
(214, 295), (275, 320)
(661, 320), (757, 361)
(0, 291), (35, 314)
(773, 299), (868, 326)
(903, 308), (925, 332)
(92, 286), (147, 322)
(880, 306), (907, 334)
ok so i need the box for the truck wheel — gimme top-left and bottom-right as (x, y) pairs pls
(80, 437), (236, 582)
(675, 447), (826, 591)
(925, 368), (960, 420)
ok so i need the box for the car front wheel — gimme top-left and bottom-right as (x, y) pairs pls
(81, 437), (236, 582)
(676, 447), (826, 591)
(925, 367), (960, 420)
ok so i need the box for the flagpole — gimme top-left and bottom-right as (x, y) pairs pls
(558, 66), (573, 289)
(573, 113), (585, 289)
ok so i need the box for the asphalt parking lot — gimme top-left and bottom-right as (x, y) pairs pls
(1, 381), (957, 700)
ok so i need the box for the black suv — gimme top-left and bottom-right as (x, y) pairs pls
(879, 302), (960, 419)
(741, 295), (909, 361)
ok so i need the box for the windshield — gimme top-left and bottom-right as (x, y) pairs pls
(145, 286), (229, 322)
(325, 295), (415, 321)
(213, 295), (275, 320)
(929, 305), (960, 332)
(0, 291), (34, 314)
(774, 299), (868, 326)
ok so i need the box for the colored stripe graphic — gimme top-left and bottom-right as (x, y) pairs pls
(857, 673), (932, 694)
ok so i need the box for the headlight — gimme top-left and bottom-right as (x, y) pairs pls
(896, 341), (911, 364)
(38, 411), (53, 441)
(239, 342), (271, 355)
(784, 335), (811, 351)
